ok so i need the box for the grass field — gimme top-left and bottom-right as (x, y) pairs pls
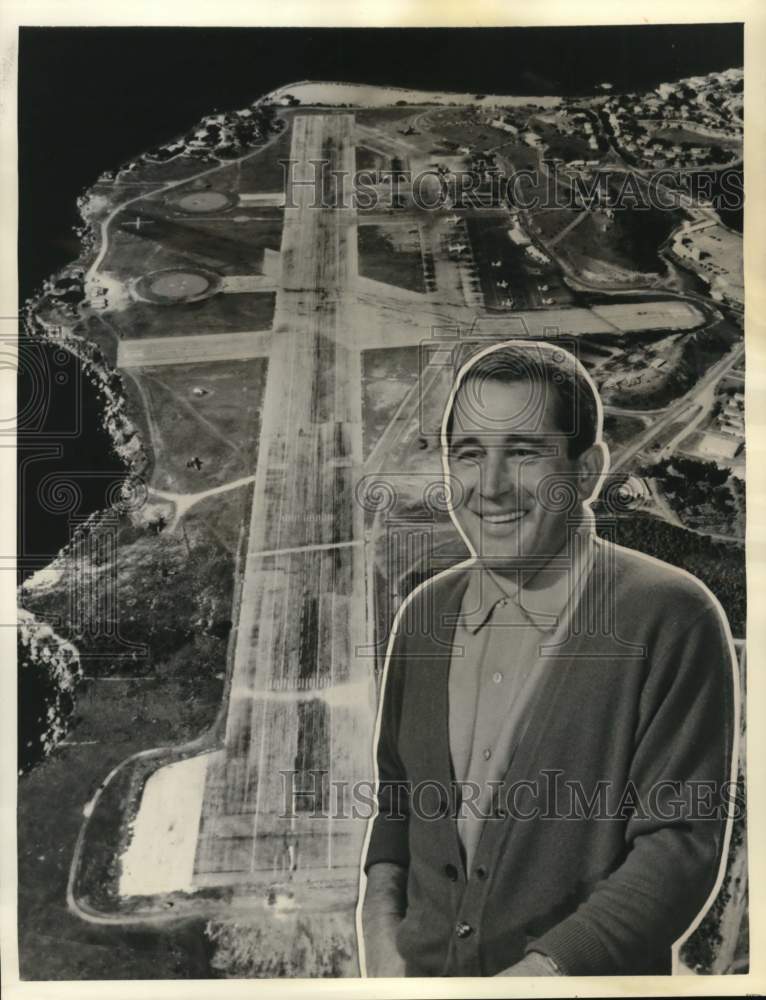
(361, 346), (421, 460)
(527, 117), (597, 162)
(530, 207), (581, 240)
(603, 413), (647, 449)
(101, 229), (202, 278)
(354, 107), (423, 127)
(109, 292), (275, 341)
(234, 127), (294, 193)
(164, 211), (283, 273)
(170, 161), (242, 195)
(649, 125), (742, 149)
(419, 106), (534, 148)
(107, 208), (282, 277)
(124, 155), (215, 185)
(134, 358), (268, 492)
(357, 223), (426, 293)
(493, 142), (541, 178)
(542, 176), (685, 276)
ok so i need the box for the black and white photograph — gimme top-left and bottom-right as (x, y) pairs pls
(4, 4), (763, 996)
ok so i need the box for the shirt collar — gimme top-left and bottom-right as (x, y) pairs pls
(457, 526), (595, 635)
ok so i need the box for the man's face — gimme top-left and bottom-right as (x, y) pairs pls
(447, 375), (593, 576)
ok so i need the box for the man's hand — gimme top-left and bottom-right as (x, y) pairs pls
(362, 862), (408, 977)
(496, 951), (562, 976)
(362, 911), (407, 977)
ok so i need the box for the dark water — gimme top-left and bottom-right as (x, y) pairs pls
(17, 341), (124, 582)
(18, 25), (744, 568)
(19, 25), (743, 301)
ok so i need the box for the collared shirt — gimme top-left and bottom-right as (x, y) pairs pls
(448, 529), (595, 870)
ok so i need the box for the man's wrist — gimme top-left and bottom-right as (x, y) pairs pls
(528, 950), (563, 975)
(497, 950), (563, 976)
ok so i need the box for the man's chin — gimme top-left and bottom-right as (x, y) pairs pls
(474, 552), (528, 574)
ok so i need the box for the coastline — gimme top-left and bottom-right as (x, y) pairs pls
(262, 79), (563, 108)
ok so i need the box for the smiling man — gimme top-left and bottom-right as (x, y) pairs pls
(361, 340), (737, 978)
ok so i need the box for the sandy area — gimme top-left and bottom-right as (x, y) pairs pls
(119, 751), (221, 897)
(265, 80), (560, 109)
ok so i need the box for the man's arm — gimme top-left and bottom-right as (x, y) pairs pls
(518, 601), (737, 975)
(364, 630), (411, 869)
(362, 629), (411, 975)
(362, 862), (408, 976)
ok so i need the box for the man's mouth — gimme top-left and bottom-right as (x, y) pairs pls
(475, 510), (527, 524)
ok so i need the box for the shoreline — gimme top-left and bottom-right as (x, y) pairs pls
(262, 79), (563, 108)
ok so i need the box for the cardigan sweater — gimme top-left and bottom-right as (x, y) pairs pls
(363, 539), (737, 976)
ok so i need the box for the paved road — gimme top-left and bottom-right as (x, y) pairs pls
(117, 330), (273, 367)
(612, 341), (745, 471)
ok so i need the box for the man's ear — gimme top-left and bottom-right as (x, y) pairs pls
(575, 441), (609, 502)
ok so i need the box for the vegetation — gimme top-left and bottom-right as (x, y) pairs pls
(18, 673), (222, 979)
(235, 126), (295, 192)
(110, 292), (277, 340)
(18, 612), (82, 774)
(602, 413), (646, 449)
(128, 359), (267, 493)
(207, 913), (357, 977)
(681, 769), (747, 974)
(551, 180), (683, 275)
(597, 512), (745, 635)
(601, 322), (739, 411)
(21, 479), (250, 677)
(644, 455), (743, 536)
(361, 346), (420, 460)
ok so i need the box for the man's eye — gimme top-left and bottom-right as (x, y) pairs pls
(453, 449), (482, 462)
(507, 448), (538, 458)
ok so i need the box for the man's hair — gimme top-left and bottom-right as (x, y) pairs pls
(445, 341), (600, 458)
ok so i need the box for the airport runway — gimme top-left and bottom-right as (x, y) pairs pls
(193, 115), (375, 901)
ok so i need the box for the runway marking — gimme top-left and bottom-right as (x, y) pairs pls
(248, 539), (364, 558)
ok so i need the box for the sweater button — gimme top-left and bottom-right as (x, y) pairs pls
(444, 863), (458, 881)
(475, 865), (489, 880)
(455, 921), (474, 939)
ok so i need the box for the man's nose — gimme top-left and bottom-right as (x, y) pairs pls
(480, 451), (512, 501)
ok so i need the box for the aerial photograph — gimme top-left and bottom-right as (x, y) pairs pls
(15, 23), (746, 982)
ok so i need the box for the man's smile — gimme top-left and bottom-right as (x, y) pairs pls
(469, 508), (529, 525)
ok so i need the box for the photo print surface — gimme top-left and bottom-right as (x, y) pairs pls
(16, 23), (747, 981)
